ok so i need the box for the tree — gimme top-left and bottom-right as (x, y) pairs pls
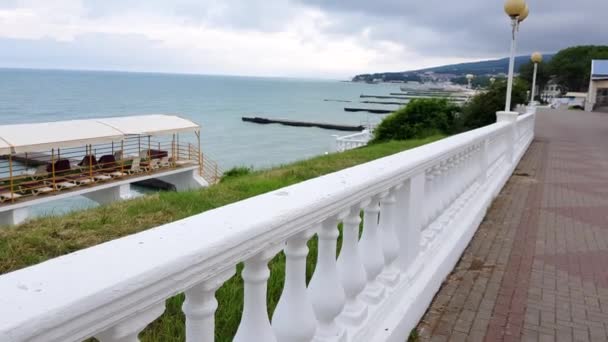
(459, 79), (528, 130)
(548, 45), (608, 92)
(372, 99), (459, 142)
(518, 61), (550, 101)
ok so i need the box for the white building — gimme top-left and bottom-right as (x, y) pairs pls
(585, 60), (608, 111)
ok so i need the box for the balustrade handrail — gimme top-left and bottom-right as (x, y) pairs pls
(0, 108), (536, 342)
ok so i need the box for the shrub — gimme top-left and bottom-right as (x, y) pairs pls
(372, 98), (459, 143)
(459, 79), (528, 130)
(221, 166), (253, 181)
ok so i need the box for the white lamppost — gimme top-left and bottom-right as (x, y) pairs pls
(466, 74), (474, 89)
(503, 0), (528, 111)
(530, 52), (543, 104)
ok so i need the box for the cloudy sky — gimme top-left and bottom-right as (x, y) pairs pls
(0, 0), (606, 78)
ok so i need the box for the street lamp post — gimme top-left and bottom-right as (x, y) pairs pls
(503, 0), (528, 112)
(530, 52), (543, 104)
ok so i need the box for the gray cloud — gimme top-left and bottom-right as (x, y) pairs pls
(297, 0), (608, 58)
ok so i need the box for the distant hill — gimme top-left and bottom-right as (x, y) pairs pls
(352, 54), (554, 82)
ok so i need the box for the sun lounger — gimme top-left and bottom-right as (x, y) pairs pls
(93, 174), (112, 181)
(0, 187), (22, 202)
(127, 158), (143, 174)
(65, 174), (95, 185)
(19, 181), (53, 196)
(53, 178), (78, 190)
(141, 158), (160, 171)
(159, 156), (171, 168)
(28, 165), (50, 180)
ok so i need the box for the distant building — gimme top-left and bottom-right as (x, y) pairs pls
(542, 79), (562, 101)
(585, 60), (608, 111)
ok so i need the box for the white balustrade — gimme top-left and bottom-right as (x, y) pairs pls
(272, 231), (317, 342)
(0, 108), (536, 342)
(359, 198), (386, 304)
(336, 206), (368, 326)
(96, 303), (165, 342)
(234, 247), (282, 342)
(308, 217), (346, 341)
(182, 268), (235, 341)
(378, 189), (400, 287)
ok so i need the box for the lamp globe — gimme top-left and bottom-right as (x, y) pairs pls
(531, 52), (543, 63)
(504, 0), (526, 18)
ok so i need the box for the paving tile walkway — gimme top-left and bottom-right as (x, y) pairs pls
(416, 109), (608, 342)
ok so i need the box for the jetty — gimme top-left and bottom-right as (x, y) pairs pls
(242, 117), (364, 132)
(360, 100), (408, 105)
(343, 107), (393, 114)
(360, 95), (410, 100)
(323, 99), (352, 103)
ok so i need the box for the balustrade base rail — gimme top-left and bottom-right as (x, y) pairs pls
(0, 108), (536, 342)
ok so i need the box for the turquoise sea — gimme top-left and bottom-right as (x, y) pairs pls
(0, 68), (403, 216)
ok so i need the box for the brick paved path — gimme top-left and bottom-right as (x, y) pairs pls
(416, 109), (608, 342)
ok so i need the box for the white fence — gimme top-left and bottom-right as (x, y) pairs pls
(0, 109), (536, 342)
(335, 130), (373, 152)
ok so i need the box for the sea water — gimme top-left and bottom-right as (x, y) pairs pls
(0, 68), (403, 217)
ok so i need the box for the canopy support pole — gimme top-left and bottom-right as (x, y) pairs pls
(9, 153), (14, 203)
(121, 140), (124, 175)
(89, 145), (93, 182)
(51, 148), (56, 191)
(172, 133), (176, 166)
(196, 130), (202, 177)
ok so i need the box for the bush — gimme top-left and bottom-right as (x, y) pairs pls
(221, 166), (252, 181)
(459, 79), (528, 130)
(372, 98), (459, 143)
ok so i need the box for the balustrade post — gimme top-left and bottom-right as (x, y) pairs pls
(398, 173), (424, 273)
(182, 268), (236, 342)
(360, 197), (386, 304)
(378, 188), (400, 287)
(95, 303), (165, 342)
(496, 111), (518, 164)
(479, 140), (489, 184)
(308, 217), (346, 341)
(423, 167), (435, 228)
(234, 247), (282, 342)
(336, 206), (368, 326)
(272, 231), (317, 342)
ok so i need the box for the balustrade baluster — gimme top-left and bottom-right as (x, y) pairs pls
(378, 188), (400, 287)
(360, 197), (386, 304)
(308, 217), (346, 341)
(423, 168), (435, 228)
(272, 231), (317, 342)
(336, 206), (368, 326)
(234, 247), (281, 342)
(182, 268), (236, 342)
(95, 303), (165, 342)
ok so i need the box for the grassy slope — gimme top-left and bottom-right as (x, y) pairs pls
(0, 135), (444, 341)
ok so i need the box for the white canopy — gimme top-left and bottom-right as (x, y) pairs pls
(0, 114), (200, 154)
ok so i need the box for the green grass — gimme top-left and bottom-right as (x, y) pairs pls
(0, 135), (444, 341)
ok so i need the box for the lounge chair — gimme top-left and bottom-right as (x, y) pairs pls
(77, 155), (98, 171)
(53, 177), (78, 190)
(97, 155), (126, 178)
(47, 159), (72, 175)
(159, 156), (171, 168)
(65, 174), (96, 185)
(127, 158), (143, 174)
(19, 181), (53, 196)
(141, 158), (160, 172)
(30, 165), (49, 180)
(0, 186), (22, 202)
